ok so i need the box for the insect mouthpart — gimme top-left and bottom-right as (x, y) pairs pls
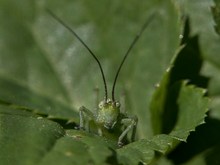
(104, 121), (116, 129)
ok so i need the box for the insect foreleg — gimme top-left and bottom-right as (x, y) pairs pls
(118, 116), (138, 146)
(79, 106), (95, 129)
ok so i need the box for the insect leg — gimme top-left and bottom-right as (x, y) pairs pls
(79, 106), (95, 129)
(118, 116), (138, 146)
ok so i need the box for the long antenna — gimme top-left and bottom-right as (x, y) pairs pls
(47, 9), (108, 101)
(111, 13), (155, 102)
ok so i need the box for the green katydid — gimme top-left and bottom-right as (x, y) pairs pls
(47, 9), (154, 146)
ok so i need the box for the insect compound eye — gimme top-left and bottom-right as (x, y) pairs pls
(98, 101), (104, 109)
(115, 101), (120, 108)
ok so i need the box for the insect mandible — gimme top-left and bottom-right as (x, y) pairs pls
(47, 9), (154, 146)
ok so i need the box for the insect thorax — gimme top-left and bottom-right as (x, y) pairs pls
(95, 99), (120, 129)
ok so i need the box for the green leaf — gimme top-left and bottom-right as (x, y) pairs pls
(154, 157), (174, 165)
(0, 105), (116, 165)
(0, 0), (73, 104)
(174, 1), (220, 108)
(39, 130), (115, 165)
(115, 134), (175, 164)
(203, 0), (220, 121)
(164, 117), (220, 164)
(117, 83), (209, 165)
(0, 0), (78, 120)
(212, 0), (220, 35)
(170, 83), (209, 141)
(0, 77), (78, 120)
(169, 4), (220, 165)
(175, 0), (220, 66)
(150, 20), (209, 135)
(0, 105), (65, 165)
(0, 104), (118, 165)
